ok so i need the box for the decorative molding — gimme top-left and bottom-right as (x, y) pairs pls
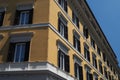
(0, 62), (74, 80)
(10, 32), (33, 42)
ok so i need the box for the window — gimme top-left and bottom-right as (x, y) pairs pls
(72, 12), (79, 28)
(7, 42), (30, 62)
(0, 11), (5, 26)
(97, 47), (101, 56)
(84, 44), (90, 62)
(99, 61), (103, 74)
(104, 67), (108, 79)
(58, 0), (68, 12)
(74, 63), (83, 80)
(91, 38), (95, 49)
(14, 9), (33, 25)
(58, 17), (68, 40)
(73, 31), (80, 52)
(58, 49), (69, 72)
(83, 26), (88, 39)
(92, 54), (97, 69)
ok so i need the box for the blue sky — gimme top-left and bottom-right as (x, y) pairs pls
(86, 0), (120, 65)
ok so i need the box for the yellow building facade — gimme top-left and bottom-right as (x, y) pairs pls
(0, 0), (119, 80)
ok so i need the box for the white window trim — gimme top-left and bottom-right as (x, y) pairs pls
(74, 55), (82, 65)
(57, 40), (69, 54)
(58, 12), (68, 25)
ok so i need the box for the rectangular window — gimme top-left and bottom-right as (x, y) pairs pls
(58, 18), (68, 40)
(99, 62), (103, 74)
(58, 0), (68, 12)
(92, 55), (97, 69)
(73, 35), (80, 52)
(7, 42), (30, 62)
(104, 68), (108, 79)
(74, 63), (83, 80)
(72, 12), (79, 28)
(84, 46), (90, 62)
(58, 49), (69, 72)
(91, 38), (95, 49)
(0, 12), (5, 26)
(14, 9), (33, 25)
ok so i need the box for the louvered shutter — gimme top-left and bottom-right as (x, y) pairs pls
(64, 0), (68, 13)
(77, 17), (79, 28)
(87, 51), (90, 62)
(24, 42), (30, 61)
(79, 66), (83, 80)
(87, 71), (89, 80)
(0, 11), (5, 26)
(64, 25), (68, 40)
(74, 63), (77, 77)
(86, 29), (88, 38)
(65, 54), (69, 72)
(7, 43), (16, 62)
(95, 59), (97, 68)
(28, 9), (33, 24)
(78, 40), (80, 52)
(58, 50), (61, 68)
(14, 10), (21, 25)
(73, 35), (76, 48)
(72, 12), (75, 22)
(58, 18), (61, 32)
(89, 73), (93, 80)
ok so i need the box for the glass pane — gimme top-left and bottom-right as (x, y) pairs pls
(25, 12), (29, 24)
(60, 53), (64, 70)
(19, 11), (29, 25)
(60, 23), (64, 36)
(14, 43), (26, 62)
(14, 44), (21, 62)
(20, 44), (26, 62)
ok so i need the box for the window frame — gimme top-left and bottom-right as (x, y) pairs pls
(58, 14), (68, 40)
(72, 11), (79, 28)
(92, 54), (97, 69)
(14, 9), (33, 25)
(73, 31), (80, 52)
(84, 44), (90, 62)
(19, 11), (30, 25)
(14, 43), (26, 62)
(7, 42), (30, 62)
(57, 40), (69, 72)
(99, 61), (103, 74)
(58, 0), (68, 12)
